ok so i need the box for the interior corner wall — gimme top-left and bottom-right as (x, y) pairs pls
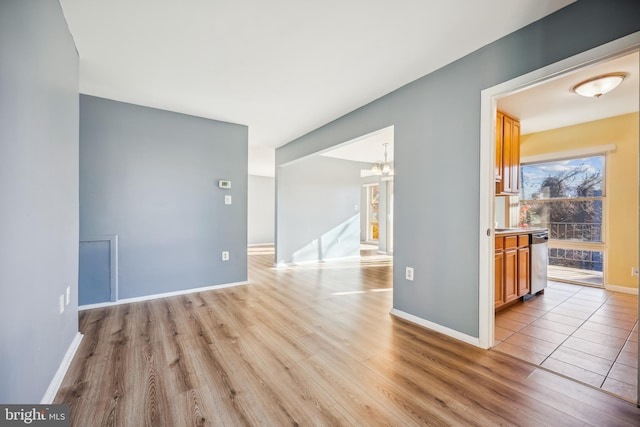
(0, 1), (79, 403)
(248, 175), (275, 245)
(276, 0), (640, 338)
(80, 95), (248, 299)
(276, 156), (363, 264)
(521, 113), (640, 290)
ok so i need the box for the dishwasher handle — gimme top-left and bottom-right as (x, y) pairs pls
(532, 232), (549, 244)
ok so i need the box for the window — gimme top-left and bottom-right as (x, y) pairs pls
(520, 155), (605, 285)
(366, 184), (379, 242)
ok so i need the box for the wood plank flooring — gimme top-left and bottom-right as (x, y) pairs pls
(55, 249), (640, 426)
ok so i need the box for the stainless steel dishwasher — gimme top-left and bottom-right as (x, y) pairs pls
(530, 230), (549, 294)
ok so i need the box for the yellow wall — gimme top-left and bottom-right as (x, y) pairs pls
(521, 112), (639, 290)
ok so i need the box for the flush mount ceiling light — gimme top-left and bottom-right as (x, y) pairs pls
(371, 143), (393, 176)
(572, 72), (626, 98)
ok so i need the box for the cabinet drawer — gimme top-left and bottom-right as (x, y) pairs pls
(495, 236), (504, 250)
(518, 235), (530, 247)
(504, 236), (518, 249)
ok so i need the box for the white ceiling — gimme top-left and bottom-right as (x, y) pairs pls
(321, 126), (394, 164)
(59, 0), (577, 176)
(499, 51), (639, 135)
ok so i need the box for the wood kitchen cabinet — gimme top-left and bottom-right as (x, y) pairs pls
(495, 232), (530, 311)
(495, 111), (521, 196)
(517, 239), (530, 296)
(495, 236), (506, 309)
(503, 236), (518, 304)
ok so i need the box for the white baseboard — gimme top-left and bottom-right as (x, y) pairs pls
(79, 281), (250, 311)
(390, 308), (481, 348)
(605, 284), (639, 295)
(41, 332), (83, 404)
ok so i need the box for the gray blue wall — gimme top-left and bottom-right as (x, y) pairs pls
(276, 156), (363, 264)
(248, 175), (275, 245)
(276, 0), (640, 337)
(80, 95), (248, 299)
(0, 0), (79, 403)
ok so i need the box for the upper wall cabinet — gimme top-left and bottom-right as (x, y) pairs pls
(495, 111), (521, 196)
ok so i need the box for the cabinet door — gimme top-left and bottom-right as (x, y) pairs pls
(504, 249), (518, 303)
(501, 115), (514, 193)
(495, 112), (503, 182)
(517, 246), (530, 296)
(511, 120), (521, 193)
(495, 252), (504, 308)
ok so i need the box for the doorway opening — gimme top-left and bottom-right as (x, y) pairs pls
(320, 126), (395, 258)
(479, 33), (640, 403)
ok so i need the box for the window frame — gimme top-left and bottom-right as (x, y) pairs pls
(364, 183), (379, 243)
(519, 148), (611, 285)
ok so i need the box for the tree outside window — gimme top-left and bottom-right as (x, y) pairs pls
(520, 156), (604, 274)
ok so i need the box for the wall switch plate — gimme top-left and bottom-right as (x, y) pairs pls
(222, 251), (230, 261)
(59, 294), (65, 314)
(406, 267), (414, 281)
(224, 195), (232, 205)
(66, 286), (70, 305)
(632, 268), (639, 277)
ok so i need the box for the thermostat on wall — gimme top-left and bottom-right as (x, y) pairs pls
(218, 180), (231, 189)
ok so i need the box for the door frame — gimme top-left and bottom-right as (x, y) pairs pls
(478, 32), (640, 350)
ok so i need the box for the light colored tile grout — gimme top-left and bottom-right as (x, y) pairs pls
(603, 319), (640, 388)
(496, 282), (637, 399)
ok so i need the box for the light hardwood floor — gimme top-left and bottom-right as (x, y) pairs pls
(55, 249), (640, 426)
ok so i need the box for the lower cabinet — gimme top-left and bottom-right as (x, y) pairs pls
(518, 246), (530, 296)
(504, 245), (518, 304)
(495, 233), (530, 310)
(494, 251), (504, 308)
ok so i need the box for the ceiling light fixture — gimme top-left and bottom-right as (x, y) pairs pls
(371, 143), (393, 176)
(572, 72), (626, 98)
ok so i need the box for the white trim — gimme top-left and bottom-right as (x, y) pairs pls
(41, 332), (83, 404)
(78, 281), (249, 310)
(605, 284), (639, 295)
(479, 32), (640, 350)
(521, 144), (616, 164)
(390, 308), (481, 348)
(80, 234), (118, 302)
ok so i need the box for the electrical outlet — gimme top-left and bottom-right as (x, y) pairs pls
(66, 286), (71, 305)
(405, 267), (414, 281)
(59, 294), (65, 314)
(222, 251), (230, 261)
(632, 267), (639, 277)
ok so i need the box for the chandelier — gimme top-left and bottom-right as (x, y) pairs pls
(371, 143), (393, 176)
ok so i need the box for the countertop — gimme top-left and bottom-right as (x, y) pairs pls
(495, 227), (547, 236)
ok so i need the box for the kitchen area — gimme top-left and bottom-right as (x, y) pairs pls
(493, 110), (549, 311)
(491, 59), (639, 402)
